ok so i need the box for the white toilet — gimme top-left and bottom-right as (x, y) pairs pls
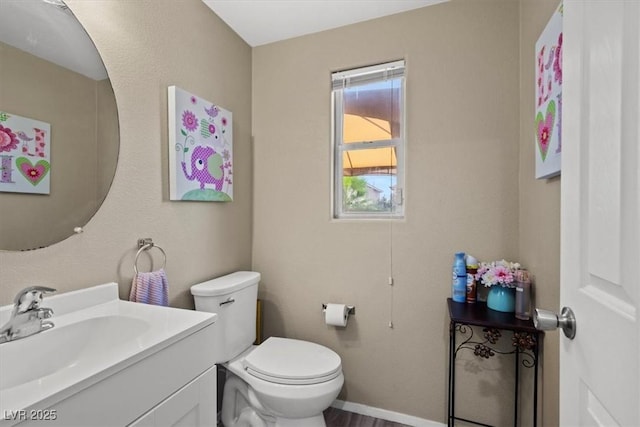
(190, 271), (344, 427)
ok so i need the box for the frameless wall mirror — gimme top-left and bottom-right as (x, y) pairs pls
(0, 0), (119, 251)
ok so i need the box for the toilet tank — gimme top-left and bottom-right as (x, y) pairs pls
(190, 271), (260, 363)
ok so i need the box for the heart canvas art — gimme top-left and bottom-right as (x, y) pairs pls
(534, 3), (562, 179)
(0, 111), (51, 194)
(168, 86), (233, 201)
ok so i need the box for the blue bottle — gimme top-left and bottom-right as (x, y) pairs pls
(452, 252), (467, 303)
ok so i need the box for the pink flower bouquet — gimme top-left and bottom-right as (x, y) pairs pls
(476, 260), (521, 288)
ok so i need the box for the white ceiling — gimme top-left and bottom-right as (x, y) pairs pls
(203, 0), (448, 47)
(1, 1), (446, 80)
(0, 0), (107, 81)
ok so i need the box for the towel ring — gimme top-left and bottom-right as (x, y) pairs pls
(134, 243), (167, 274)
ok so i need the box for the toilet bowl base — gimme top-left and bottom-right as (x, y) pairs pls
(224, 400), (326, 427)
(273, 414), (326, 427)
(221, 373), (333, 427)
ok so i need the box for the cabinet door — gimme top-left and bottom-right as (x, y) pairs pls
(130, 366), (216, 427)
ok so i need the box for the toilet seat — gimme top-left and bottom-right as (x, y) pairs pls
(243, 337), (342, 385)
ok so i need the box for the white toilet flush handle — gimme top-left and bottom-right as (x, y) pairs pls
(220, 297), (235, 306)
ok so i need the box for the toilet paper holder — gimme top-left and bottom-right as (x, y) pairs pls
(322, 304), (355, 315)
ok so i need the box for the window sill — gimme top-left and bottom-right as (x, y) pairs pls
(330, 214), (405, 222)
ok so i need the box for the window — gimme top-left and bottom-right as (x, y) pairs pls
(331, 60), (405, 219)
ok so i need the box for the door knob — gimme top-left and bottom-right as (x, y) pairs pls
(534, 307), (576, 339)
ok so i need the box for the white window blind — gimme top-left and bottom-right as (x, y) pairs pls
(331, 60), (406, 219)
(331, 60), (405, 90)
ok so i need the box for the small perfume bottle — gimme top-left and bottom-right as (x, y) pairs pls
(514, 270), (531, 320)
(465, 255), (478, 303)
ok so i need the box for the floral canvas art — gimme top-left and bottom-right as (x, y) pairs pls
(168, 86), (233, 201)
(0, 111), (51, 194)
(534, 3), (562, 179)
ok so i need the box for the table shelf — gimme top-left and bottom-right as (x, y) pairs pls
(447, 298), (543, 427)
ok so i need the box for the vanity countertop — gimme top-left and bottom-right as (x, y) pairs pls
(0, 283), (216, 417)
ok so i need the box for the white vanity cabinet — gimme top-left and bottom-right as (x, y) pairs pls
(0, 284), (218, 427)
(12, 323), (217, 427)
(130, 366), (216, 427)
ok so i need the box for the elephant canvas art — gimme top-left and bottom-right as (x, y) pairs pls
(168, 86), (233, 201)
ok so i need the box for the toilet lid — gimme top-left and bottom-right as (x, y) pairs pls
(244, 337), (342, 385)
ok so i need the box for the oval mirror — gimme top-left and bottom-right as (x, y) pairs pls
(0, 0), (119, 251)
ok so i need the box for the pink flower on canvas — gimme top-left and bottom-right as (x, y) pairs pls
(182, 110), (198, 132)
(24, 166), (43, 179)
(208, 124), (216, 134)
(0, 125), (18, 152)
(221, 117), (228, 126)
(190, 96), (197, 104)
(553, 33), (563, 84)
(539, 124), (550, 150)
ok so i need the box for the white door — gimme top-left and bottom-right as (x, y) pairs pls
(561, 1), (639, 426)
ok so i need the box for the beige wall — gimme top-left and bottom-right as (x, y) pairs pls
(0, 0), (253, 308)
(0, 1), (562, 424)
(519, 1), (562, 426)
(252, 0), (522, 423)
(0, 42), (107, 250)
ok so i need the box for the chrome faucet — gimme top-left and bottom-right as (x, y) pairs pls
(0, 286), (56, 344)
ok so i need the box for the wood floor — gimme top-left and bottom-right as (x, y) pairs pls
(218, 406), (410, 426)
(323, 407), (410, 427)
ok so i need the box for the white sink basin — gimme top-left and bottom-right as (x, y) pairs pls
(0, 283), (216, 422)
(0, 315), (149, 390)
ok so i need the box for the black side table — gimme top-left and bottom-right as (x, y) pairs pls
(447, 298), (543, 427)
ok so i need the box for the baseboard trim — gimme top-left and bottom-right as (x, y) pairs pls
(331, 400), (446, 427)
